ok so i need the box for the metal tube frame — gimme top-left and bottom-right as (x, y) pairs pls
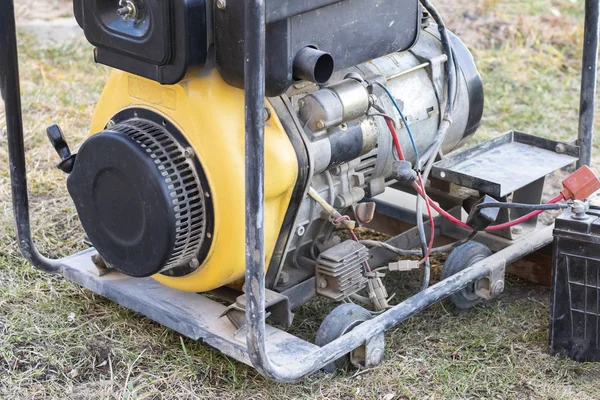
(1, 0), (598, 382)
(577, 0), (600, 168)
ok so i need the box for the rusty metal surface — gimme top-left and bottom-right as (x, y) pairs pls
(432, 131), (579, 197)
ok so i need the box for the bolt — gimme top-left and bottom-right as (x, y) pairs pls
(340, 123), (348, 131)
(316, 120), (326, 130)
(572, 200), (590, 219)
(318, 278), (328, 289)
(216, 0), (227, 9)
(184, 147), (195, 159)
(296, 225), (306, 237)
(106, 120), (116, 129)
(277, 271), (290, 287)
(117, 0), (137, 22)
(555, 143), (567, 154)
(491, 280), (505, 296)
(189, 257), (200, 269)
(511, 225), (524, 235)
(297, 99), (305, 108)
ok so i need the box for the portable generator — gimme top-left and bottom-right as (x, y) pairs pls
(2, 0), (600, 381)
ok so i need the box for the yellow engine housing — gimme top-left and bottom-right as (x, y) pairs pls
(89, 70), (299, 292)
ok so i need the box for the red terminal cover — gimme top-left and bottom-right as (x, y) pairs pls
(561, 166), (600, 201)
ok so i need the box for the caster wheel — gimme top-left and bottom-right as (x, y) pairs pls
(315, 303), (376, 373)
(442, 241), (492, 310)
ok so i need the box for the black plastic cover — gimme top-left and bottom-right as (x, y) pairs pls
(73, 0), (208, 84)
(550, 210), (600, 362)
(215, 0), (421, 96)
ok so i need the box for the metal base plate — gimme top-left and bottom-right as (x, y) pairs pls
(60, 249), (318, 367)
(432, 131), (579, 197)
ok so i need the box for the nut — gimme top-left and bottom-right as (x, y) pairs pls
(511, 225), (524, 235)
(555, 143), (567, 154)
(318, 278), (328, 289)
(491, 280), (505, 296)
(316, 120), (326, 130)
(277, 271), (290, 287)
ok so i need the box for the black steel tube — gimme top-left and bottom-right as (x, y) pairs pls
(243, 0), (272, 378)
(577, 0), (600, 168)
(0, 0), (61, 272)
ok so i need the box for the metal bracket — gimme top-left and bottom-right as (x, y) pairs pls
(223, 289), (294, 330)
(350, 332), (385, 369)
(475, 261), (506, 300)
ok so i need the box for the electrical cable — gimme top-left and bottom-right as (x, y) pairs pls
(474, 202), (569, 212)
(361, 231), (478, 257)
(418, 0), (457, 170)
(373, 81), (420, 166)
(381, 105), (566, 233)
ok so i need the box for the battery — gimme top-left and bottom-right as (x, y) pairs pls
(550, 208), (600, 362)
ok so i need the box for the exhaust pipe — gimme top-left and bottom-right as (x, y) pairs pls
(293, 46), (334, 84)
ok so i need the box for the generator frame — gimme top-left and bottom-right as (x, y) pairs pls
(1, 0), (598, 382)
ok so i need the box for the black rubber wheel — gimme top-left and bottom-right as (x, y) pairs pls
(441, 241), (492, 310)
(315, 303), (373, 373)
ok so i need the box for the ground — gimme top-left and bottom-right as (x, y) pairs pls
(1, 0), (599, 399)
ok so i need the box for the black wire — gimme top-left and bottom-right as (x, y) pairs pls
(418, 0), (457, 169)
(474, 202), (568, 212)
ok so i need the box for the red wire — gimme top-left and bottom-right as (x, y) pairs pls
(384, 116), (435, 263)
(385, 118), (406, 161)
(484, 193), (564, 231)
(383, 116), (565, 235)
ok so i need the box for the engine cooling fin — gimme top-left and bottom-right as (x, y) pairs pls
(67, 109), (214, 278)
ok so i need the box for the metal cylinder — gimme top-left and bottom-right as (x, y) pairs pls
(293, 46), (335, 84)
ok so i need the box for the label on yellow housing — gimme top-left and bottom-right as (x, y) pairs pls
(128, 76), (177, 110)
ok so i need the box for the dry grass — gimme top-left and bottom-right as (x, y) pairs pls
(1, 1), (600, 399)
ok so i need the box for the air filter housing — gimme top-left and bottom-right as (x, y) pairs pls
(67, 109), (213, 277)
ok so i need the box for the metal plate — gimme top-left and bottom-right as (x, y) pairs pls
(431, 131), (579, 197)
(59, 249), (318, 367)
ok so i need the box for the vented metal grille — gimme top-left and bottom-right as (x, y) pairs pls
(111, 119), (208, 272)
(316, 240), (369, 301)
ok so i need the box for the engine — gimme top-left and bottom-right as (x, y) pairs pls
(66, 0), (483, 296)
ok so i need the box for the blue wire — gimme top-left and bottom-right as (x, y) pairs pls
(376, 83), (420, 166)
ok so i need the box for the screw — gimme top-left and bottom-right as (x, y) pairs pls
(117, 0), (137, 22)
(491, 280), (505, 296)
(511, 225), (524, 235)
(316, 120), (326, 130)
(296, 225), (306, 236)
(555, 143), (567, 154)
(216, 0), (227, 9)
(318, 278), (328, 289)
(297, 99), (305, 108)
(106, 120), (116, 129)
(340, 123), (348, 131)
(189, 257), (200, 269)
(277, 271), (290, 287)
(184, 147), (195, 159)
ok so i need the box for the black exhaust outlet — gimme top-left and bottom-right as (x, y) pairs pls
(293, 47), (334, 84)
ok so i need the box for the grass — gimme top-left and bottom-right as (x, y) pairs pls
(1, 1), (600, 398)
